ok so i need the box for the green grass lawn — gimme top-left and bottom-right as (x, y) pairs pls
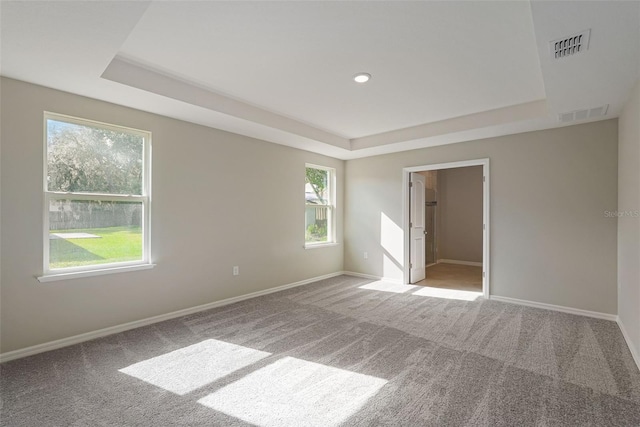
(49, 226), (142, 269)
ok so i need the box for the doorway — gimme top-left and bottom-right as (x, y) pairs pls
(403, 159), (490, 298)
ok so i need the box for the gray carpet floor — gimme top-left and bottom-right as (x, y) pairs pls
(2, 275), (640, 426)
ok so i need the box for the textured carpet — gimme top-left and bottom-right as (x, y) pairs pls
(2, 275), (640, 426)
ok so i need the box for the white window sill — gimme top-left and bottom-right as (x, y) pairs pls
(304, 242), (340, 250)
(37, 263), (156, 283)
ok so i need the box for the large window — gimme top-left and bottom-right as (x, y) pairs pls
(305, 164), (335, 246)
(41, 113), (151, 279)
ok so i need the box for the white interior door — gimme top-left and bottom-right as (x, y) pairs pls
(410, 173), (426, 283)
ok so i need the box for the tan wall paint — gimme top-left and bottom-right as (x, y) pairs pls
(345, 120), (618, 314)
(437, 166), (483, 263)
(0, 78), (344, 353)
(618, 78), (640, 358)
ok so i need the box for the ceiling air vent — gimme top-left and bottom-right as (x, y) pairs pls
(558, 104), (608, 123)
(550, 29), (590, 59)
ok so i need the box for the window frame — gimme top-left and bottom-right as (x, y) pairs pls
(39, 112), (153, 281)
(304, 163), (336, 248)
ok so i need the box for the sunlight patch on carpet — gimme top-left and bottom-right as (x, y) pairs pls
(359, 280), (419, 294)
(198, 356), (387, 427)
(119, 339), (270, 395)
(411, 286), (482, 301)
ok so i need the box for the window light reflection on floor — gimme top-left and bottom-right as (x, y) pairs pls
(119, 339), (271, 395)
(359, 281), (482, 301)
(358, 280), (419, 294)
(198, 356), (387, 427)
(411, 286), (482, 301)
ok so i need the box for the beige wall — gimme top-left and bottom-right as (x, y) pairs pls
(0, 78), (344, 353)
(0, 75), (628, 355)
(344, 120), (618, 314)
(437, 166), (483, 263)
(618, 78), (640, 360)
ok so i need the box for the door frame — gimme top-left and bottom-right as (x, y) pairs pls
(402, 158), (490, 299)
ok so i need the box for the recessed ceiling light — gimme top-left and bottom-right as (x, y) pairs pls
(353, 73), (371, 83)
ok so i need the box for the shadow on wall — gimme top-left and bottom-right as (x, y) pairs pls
(380, 212), (404, 280)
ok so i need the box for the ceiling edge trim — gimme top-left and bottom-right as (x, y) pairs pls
(101, 56), (351, 150)
(350, 99), (549, 150)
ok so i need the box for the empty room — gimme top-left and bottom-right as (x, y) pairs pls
(1, 1), (639, 426)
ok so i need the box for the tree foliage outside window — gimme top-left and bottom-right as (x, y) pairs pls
(305, 167), (328, 204)
(47, 121), (143, 195)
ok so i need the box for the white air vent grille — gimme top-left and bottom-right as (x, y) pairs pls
(558, 104), (608, 123)
(550, 30), (590, 59)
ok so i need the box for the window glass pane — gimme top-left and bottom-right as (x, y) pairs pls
(46, 119), (144, 195)
(305, 167), (329, 204)
(49, 199), (143, 269)
(305, 205), (329, 243)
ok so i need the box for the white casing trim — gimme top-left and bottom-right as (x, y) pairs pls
(342, 271), (403, 284)
(489, 295), (617, 321)
(402, 158), (490, 300)
(38, 263), (156, 282)
(438, 259), (483, 267)
(617, 317), (640, 372)
(0, 272), (344, 363)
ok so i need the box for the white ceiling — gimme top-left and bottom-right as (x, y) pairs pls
(1, 1), (639, 160)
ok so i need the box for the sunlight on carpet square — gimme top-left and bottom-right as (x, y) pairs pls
(119, 339), (270, 395)
(198, 356), (387, 427)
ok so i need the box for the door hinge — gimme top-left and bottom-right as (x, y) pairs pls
(483, 176), (486, 182)
(483, 224), (486, 230)
(409, 182), (413, 187)
(410, 262), (413, 268)
(409, 222), (413, 228)
(482, 272), (486, 278)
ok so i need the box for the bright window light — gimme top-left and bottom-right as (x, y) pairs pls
(382, 254), (404, 280)
(359, 281), (419, 294)
(119, 339), (270, 395)
(198, 356), (387, 427)
(380, 212), (404, 265)
(411, 287), (482, 301)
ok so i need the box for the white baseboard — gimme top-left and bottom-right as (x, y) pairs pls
(489, 295), (617, 321)
(617, 317), (640, 372)
(342, 271), (403, 284)
(0, 272), (344, 364)
(438, 259), (483, 267)
(6, 271), (634, 374)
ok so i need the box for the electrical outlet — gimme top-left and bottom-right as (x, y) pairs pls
(364, 252), (368, 259)
(233, 266), (239, 276)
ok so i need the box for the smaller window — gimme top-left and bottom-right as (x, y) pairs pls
(305, 164), (335, 246)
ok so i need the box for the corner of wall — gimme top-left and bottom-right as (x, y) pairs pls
(617, 77), (640, 366)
